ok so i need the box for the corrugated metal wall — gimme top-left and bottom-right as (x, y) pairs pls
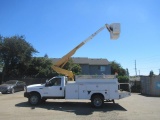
(141, 76), (160, 96)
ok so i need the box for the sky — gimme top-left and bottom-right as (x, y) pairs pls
(0, 0), (160, 76)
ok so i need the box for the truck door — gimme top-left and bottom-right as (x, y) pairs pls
(42, 78), (64, 97)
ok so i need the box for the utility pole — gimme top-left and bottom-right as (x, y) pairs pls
(135, 60), (137, 76)
(139, 70), (140, 76)
(159, 69), (160, 75)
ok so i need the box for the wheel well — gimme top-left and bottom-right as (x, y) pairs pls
(91, 93), (104, 100)
(30, 91), (41, 98)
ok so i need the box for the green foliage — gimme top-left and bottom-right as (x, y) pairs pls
(63, 59), (81, 75)
(0, 35), (37, 79)
(26, 57), (56, 78)
(71, 64), (81, 75)
(109, 61), (130, 90)
(118, 76), (129, 92)
(0, 35), (37, 63)
(110, 61), (126, 76)
(44, 54), (48, 58)
(63, 59), (74, 71)
(149, 70), (154, 77)
(0, 58), (3, 69)
(117, 76), (129, 83)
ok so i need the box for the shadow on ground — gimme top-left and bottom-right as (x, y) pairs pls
(138, 93), (160, 97)
(15, 101), (127, 115)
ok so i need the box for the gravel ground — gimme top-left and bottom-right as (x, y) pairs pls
(0, 92), (160, 120)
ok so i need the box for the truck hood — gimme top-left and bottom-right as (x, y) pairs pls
(27, 84), (45, 89)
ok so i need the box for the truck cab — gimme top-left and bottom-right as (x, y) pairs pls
(24, 76), (67, 105)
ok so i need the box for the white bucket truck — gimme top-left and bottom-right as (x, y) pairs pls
(24, 75), (130, 108)
(24, 23), (131, 107)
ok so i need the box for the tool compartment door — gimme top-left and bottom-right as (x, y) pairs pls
(65, 83), (78, 99)
(78, 84), (88, 99)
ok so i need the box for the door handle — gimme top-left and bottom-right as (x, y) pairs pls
(60, 87), (62, 90)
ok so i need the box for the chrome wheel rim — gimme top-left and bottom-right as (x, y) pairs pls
(30, 96), (38, 104)
(94, 98), (102, 107)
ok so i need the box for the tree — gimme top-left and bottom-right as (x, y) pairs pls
(63, 59), (81, 75)
(117, 76), (129, 83)
(25, 57), (56, 78)
(71, 64), (81, 75)
(0, 57), (3, 70)
(149, 70), (154, 77)
(0, 35), (37, 82)
(126, 68), (129, 76)
(44, 54), (48, 58)
(110, 61), (129, 84)
(110, 61), (126, 76)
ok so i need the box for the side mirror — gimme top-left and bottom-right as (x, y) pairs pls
(45, 79), (49, 87)
(46, 79), (49, 83)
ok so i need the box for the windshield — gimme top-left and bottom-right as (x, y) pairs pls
(5, 80), (17, 84)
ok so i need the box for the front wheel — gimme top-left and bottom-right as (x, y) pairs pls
(91, 95), (104, 108)
(11, 88), (15, 94)
(29, 93), (41, 105)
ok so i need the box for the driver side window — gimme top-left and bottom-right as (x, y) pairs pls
(49, 78), (61, 86)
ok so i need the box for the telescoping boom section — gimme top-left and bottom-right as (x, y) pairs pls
(52, 23), (120, 80)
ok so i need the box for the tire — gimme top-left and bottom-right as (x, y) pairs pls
(11, 88), (15, 94)
(91, 95), (104, 108)
(29, 93), (41, 105)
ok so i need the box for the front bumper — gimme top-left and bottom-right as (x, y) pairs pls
(0, 88), (11, 93)
(0, 90), (8, 93)
(24, 92), (30, 98)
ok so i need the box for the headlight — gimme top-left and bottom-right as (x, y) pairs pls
(7, 86), (12, 90)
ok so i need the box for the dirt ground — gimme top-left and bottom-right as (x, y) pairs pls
(0, 92), (160, 120)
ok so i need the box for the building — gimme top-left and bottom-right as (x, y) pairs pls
(51, 57), (111, 75)
(129, 75), (160, 96)
(141, 75), (160, 96)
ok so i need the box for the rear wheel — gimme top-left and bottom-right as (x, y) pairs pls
(91, 95), (104, 108)
(29, 93), (41, 105)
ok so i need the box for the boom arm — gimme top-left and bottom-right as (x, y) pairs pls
(52, 23), (120, 80)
